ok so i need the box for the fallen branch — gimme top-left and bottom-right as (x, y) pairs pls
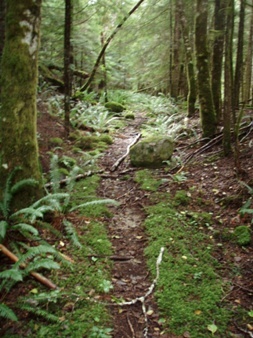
(111, 133), (141, 172)
(116, 247), (165, 338)
(0, 244), (57, 290)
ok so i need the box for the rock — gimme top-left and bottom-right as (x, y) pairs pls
(130, 136), (174, 168)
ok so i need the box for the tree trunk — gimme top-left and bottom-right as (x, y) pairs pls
(211, 0), (226, 122)
(242, 0), (253, 103)
(64, 0), (73, 137)
(233, 0), (245, 111)
(0, 0), (6, 84)
(195, 0), (216, 138)
(178, 0), (196, 117)
(170, 3), (181, 99)
(223, 0), (234, 156)
(0, 0), (43, 208)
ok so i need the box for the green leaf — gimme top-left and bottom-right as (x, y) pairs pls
(0, 303), (18, 321)
(0, 220), (8, 240)
(207, 323), (218, 334)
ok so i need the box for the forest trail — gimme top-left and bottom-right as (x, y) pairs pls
(98, 113), (177, 338)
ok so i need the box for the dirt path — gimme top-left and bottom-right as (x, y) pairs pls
(98, 114), (176, 338)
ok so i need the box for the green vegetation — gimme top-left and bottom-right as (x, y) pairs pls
(134, 169), (163, 191)
(144, 196), (230, 337)
(234, 225), (251, 246)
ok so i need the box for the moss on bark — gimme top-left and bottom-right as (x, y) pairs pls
(0, 0), (43, 209)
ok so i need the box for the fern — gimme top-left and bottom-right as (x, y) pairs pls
(63, 218), (82, 248)
(11, 223), (39, 237)
(0, 303), (18, 321)
(18, 303), (59, 322)
(70, 198), (119, 212)
(24, 259), (60, 274)
(0, 220), (8, 241)
(49, 154), (61, 193)
(15, 244), (57, 267)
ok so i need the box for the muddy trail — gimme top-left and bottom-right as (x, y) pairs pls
(98, 113), (176, 338)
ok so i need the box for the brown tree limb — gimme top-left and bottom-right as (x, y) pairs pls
(0, 244), (57, 290)
(111, 133), (141, 172)
(79, 0), (146, 92)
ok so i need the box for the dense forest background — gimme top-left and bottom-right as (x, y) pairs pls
(0, 1), (253, 337)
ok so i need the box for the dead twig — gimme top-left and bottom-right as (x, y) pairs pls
(111, 133), (141, 172)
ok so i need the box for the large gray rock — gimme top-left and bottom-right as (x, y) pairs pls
(130, 136), (174, 168)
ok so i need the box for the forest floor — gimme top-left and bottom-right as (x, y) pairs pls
(1, 103), (253, 337)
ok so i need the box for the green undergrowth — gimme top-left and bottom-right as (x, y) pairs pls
(3, 176), (113, 338)
(144, 193), (231, 337)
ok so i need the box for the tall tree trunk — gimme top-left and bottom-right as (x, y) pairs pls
(195, 0), (216, 138)
(64, 0), (73, 137)
(170, 3), (181, 99)
(0, 0), (6, 85)
(223, 0), (234, 156)
(0, 0), (43, 208)
(211, 0), (226, 122)
(242, 0), (253, 103)
(178, 0), (196, 117)
(233, 0), (245, 111)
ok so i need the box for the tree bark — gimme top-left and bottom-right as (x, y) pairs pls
(211, 0), (226, 121)
(0, 0), (5, 67)
(64, 0), (73, 137)
(242, 0), (253, 103)
(233, 0), (245, 111)
(0, 0), (43, 208)
(195, 0), (216, 138)
(223, 0), (234, 156)
(178, 0), (196, 116)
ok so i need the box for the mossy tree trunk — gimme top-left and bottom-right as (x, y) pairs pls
(233, 0), (245, 111)
(211, 0), (226, 122)
(0, 0), (43, 208)
(223, 0), (234, 156)
(242, 0), (253, 103)
(64, 0), (73, 137)
(195, 0), (216, 138)
(0, 0), (6, 80)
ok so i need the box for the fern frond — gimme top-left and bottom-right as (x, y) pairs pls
(0, 220), (8, 241)
(25, 258), (60, 273)
(63, 218), (82, 248)
(36, 220), (61, 238)
(0, 268), (23, 282)
(11, 207), (44, 222)
(18, 303), (59, 322)
(70, 198), (119, 212)
(11, 178), (39, 195)
(49, 154), (61, 193)
(11, 223), (39, 237)
(31, 193), (69, 209)
(0, 303), (18, 321)
(16, 244), (57, 266)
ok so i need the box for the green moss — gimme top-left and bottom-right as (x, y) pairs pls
(144, 197), (231, 337)
(173, 190), (190, 206)
(98, 134), (113, 145)
(234, 226), (251, 246)
(134, 169), (162, 191)
(49, 137), (64, 147)
(124, 112), (135, 120)
(104, 101), (125, 113)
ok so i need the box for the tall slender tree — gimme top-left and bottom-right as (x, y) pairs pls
(223, 0), (234, 155)
(195, 0), (216, 138)
(211, 0), (226, 121)
(64, 0), (73, 136)
(0, 0), (43, 208)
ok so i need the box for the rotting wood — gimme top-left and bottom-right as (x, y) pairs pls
(111, 133), (141, 172)
(0, 244), (57, 290)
